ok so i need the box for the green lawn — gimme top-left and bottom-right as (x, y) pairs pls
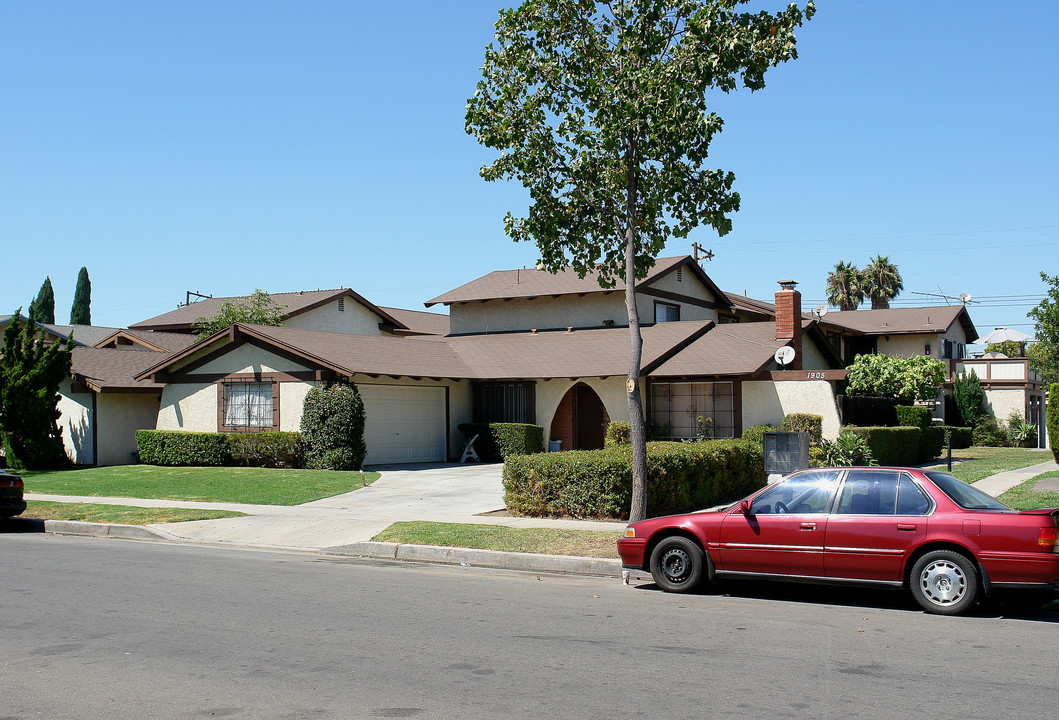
(928, 447), (1053, 483)
(997, 472), (1059, 511)
(19, 465), (379, 505)
(22, 500), (245, 524)
(372, 521), (621, 559)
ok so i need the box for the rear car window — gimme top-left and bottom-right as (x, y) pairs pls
(924, 471), (1013, 511)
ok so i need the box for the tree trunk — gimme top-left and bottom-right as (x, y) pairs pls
(624, 137), (648, 523)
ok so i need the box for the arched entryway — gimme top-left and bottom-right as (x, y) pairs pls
(551, 383), (610, 450)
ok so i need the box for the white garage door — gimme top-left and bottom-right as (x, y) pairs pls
(360, 385), (447, 465)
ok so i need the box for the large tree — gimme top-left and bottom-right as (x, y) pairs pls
(862, 254), (902, 309)
(28, 276), (56, 325)
(825, 261), (863, 311)
(466, 0), (814, 521)
(192, 289), (286, 338)
(70, 266), (92, 325)
(1028, 269), (1059, 385)
(0, 310), (73, 469)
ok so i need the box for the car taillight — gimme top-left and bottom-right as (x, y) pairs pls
(1039, 526), (1058, 552)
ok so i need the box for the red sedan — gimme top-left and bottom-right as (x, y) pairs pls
(617, 467), (1059, 615)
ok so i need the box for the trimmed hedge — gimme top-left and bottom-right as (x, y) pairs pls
(301, 383), (367, 471)
(227, 431), (304, 468)
(895, 405), (932, 430)
(780, 414), (822, 444)
(136, 430), (232, 467)
(843, 426), (922, 466)
(459, 423), (544, 461)
(944, 426), (973, 449)
(502, 438), (766, 520)
(896, 405), (942, 462)
(742, 424), (779, 444)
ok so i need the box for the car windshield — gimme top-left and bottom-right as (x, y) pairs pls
(924, 471), (1014, 511)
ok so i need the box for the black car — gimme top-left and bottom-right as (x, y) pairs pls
(0, 470), (26, 518)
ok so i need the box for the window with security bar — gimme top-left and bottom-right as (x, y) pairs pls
(222, 381), (275, 429)
(649, 381), (734, 439)
(473, 382), (535, 424)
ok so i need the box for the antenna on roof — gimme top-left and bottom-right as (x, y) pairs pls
(959, 293), (973, 304)
(180, 291), (212, 308)
(692, 242), (714, 264)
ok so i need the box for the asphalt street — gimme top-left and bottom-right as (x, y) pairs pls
(3, 534), (1057, 720)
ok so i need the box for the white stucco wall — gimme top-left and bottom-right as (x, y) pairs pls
(195, 345), (314, 375)
(284, 299), (390, 335)
(877, 325), (966, 360)
(535, 376), (634, 442)
(983, 388), (1030, 426)
(58, 379), (94, 465)
(97, 393), (163, 466)
(448, 293), (628, 334)
(156, 383), (219, 432)
(741, 380), (842, 440)
(279, 381), (316, 432)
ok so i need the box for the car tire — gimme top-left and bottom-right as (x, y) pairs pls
(649, 536), (705, 593)
(910, 550), (979, 615)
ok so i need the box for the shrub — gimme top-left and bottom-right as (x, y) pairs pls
(300, 383), (367, 470)
(605, 421), (630, 448)
(1051, 383), (1059, 461)
(943, 426), (973, 449)
(136, 429), (232, 466)
(502, 438), (766, 520)
(458, 423), (544, 461)
(695, 416), (714, 441)
(895, 405), (943, 462)
(972, 416), (1008, 447)
(227, 431), (304, 468)
(780, 414), (822, 444)
(741, 424), (779, 445)
(895, 405), (931, 430)
(953, 370), (985, 428)
(1006, 411), (1038, 448)
(819, 430), (876, 466)
(842, 426), (921, 466)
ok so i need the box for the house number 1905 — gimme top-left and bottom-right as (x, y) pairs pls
(805, 372), (826, 379)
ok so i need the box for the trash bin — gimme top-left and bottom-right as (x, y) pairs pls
(548, 439), (562, 452)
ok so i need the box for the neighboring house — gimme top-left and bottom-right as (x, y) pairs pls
(42, 256), (1004, 466)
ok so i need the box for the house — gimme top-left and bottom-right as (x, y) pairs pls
(49, 255), (1004, 466)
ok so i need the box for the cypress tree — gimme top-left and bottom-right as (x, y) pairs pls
(70, 267), (91, 325)
(28, 277), (56, 325)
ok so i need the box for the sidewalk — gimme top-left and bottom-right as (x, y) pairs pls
(969, 459), (1059, 496)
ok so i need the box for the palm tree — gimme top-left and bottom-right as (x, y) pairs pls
(863, 255), (903, 309)
(826, 261), (864, 311)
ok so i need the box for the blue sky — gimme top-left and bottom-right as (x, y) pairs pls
(2, 1), (1055, 345)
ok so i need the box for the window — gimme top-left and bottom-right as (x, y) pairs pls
(749, 471), (840, 515)
(221, 381), (275, 430)
(473, 382), (535, 424)
(941, 339), (965, 360)
(649, 381), (734, 439)
(654, 302), (680, 323)
(836, 470), (931, 515)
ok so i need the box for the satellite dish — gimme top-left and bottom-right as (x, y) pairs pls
(774, 346), (796, 368)
(959, 293), (972, 303)
(813, 304), (828, 319)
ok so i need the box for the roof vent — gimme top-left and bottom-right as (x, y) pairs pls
(338, 298), (345, 312)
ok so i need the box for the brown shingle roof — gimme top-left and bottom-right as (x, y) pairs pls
(129, 288), (407, 333)
(650, 322), (791, 377)
(425, 256), (731, 311)
(377, 307), (450, 336)
(822, 305), (977, 341)
(93, 329), (201, 352)
(71, 347), (168, 392)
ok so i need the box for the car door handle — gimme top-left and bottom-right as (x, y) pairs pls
(800, 522), (816, 531)
(897, 524), (917, 532)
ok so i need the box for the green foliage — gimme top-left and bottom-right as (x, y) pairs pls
(605, 421), (631, 448)
(825, 261), (863, 311)
(819, 430), (876, 467)
(943, 426), (973, 449)
(227, 431), (304, 468)
(0, 312), (72, 469)
(972, 416), (1008, 448)
(952, 370), (985, 428)
(696, 416), (714, 441)
(135, 430), (232, 467)
(300, 382), (367, 471)
(863, 255), (903, 310)
(985, 340), (1025, 357)
(896, 405), (942, 461)
(28, 277), (56, 325)
(466, 0), (813, 522)
(70, 267), (91, 326)
(1028, 269), (1059, 385)
(895, 405), (931, 430)
(193, 289), (286, 338)
(843, 426), (922, 466)
(459, 422), (544, 461)
(741, 424), (779, 444)
(1006, 411), (1037, 448)
(780, 413), (822, 444)
(502, 439), (766, 520)
(1050, 384), (1059, 462)
(845, 353), (946, 403)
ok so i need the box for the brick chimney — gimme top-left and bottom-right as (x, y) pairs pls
(775, 280), (802, 370)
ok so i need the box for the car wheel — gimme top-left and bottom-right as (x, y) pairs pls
(649, 536), (705, 593)
(910, 550), (979, 615)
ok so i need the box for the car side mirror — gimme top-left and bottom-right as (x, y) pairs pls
(739, 499), (754, 516)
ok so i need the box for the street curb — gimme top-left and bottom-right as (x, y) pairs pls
(324, 541), (623, 577)
(44, 519), (175, 542)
